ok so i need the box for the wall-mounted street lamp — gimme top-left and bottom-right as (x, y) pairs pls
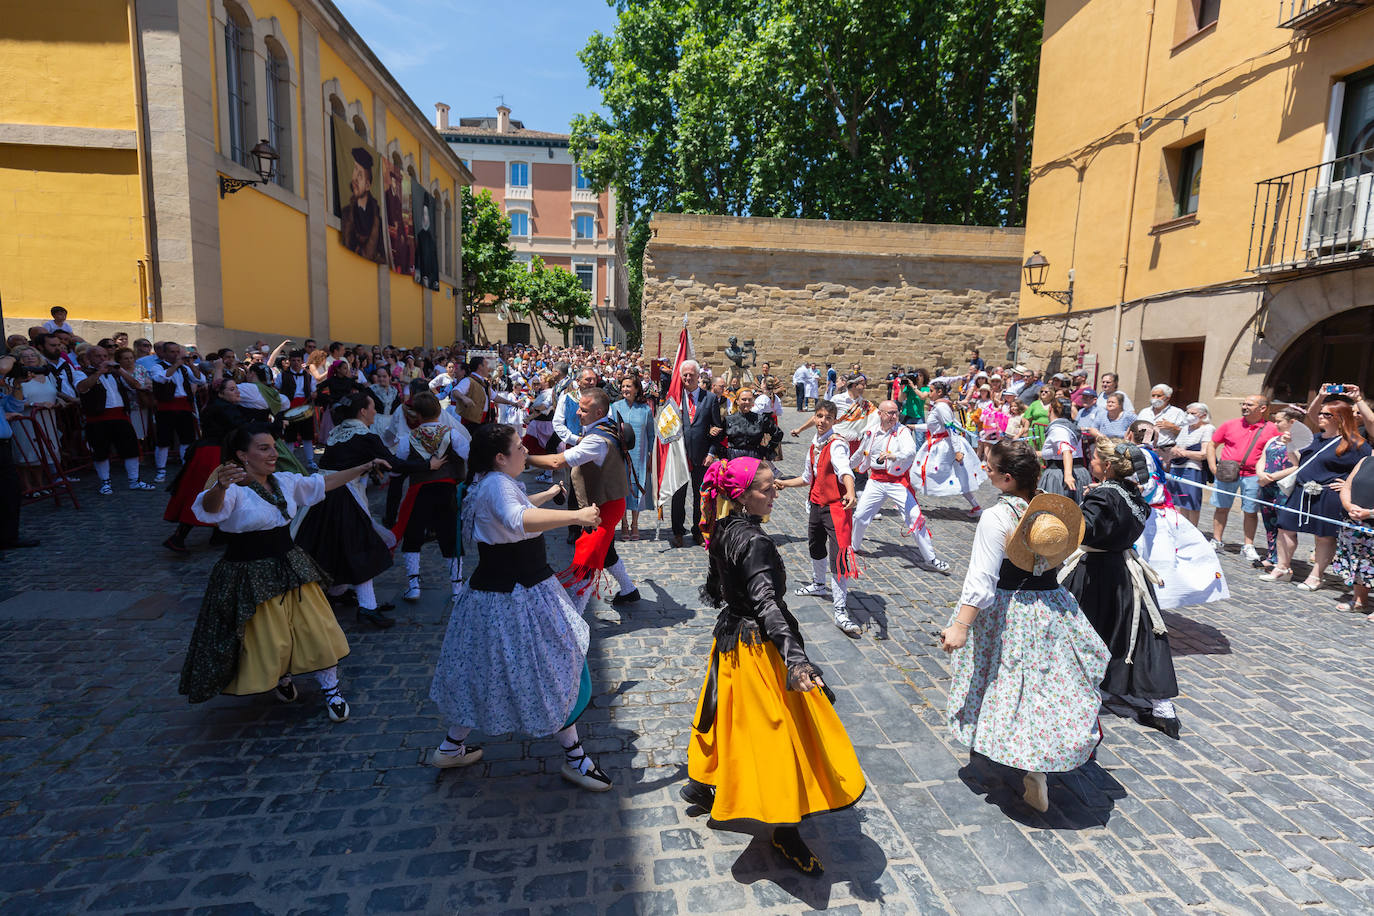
(219, 140), (279, 197)
(1022, 250), (1074, 307)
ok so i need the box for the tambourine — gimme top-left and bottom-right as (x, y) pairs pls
(281, 404), (314, 425)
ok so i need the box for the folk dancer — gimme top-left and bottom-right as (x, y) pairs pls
(74, 345), (157, 495)
(912, 381), (987, 516)
(148, 342), (205, 483)
(391, 393), (470, 602)
(851, 400), (949, 573)
(682, 457), (865, 873)
(427, 424), (612, 790)
(778, 400), (863, 637)
(277, 350), (318, 472)
(528, 386), (642, 612)
(940, 440), (1110, 813)
(179, 423), (388, 722)
(1060, 438), (1182, 739)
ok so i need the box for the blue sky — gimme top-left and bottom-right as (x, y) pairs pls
(334, 0), (619, 133)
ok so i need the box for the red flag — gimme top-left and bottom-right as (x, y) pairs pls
(654, 322), (694, 507)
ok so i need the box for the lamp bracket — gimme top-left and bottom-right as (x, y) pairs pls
(1032, 287), (1074, 308)
(219, 174), (263, 198)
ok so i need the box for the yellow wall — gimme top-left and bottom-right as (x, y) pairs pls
(389, 272), (423, 347)
(433, 298), (456, 347)
(318, 42), (374, 126)
(0, 0), (134, 130)
(1021, 2), (1374, 319)
(0, 145), (143, 323)
(326, 229), (380, 343)
(218, 191), (309, 335)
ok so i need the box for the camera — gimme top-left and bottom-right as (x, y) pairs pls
(1322, 383), (1344, 395)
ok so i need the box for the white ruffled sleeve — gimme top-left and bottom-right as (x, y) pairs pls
(191, 481), (238, 525)
(276, 471), (326, 511)
(956, 502), (1018, 611)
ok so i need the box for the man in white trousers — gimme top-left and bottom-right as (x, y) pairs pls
(851, 401), (950, 574)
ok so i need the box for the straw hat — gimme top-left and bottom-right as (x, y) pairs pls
(1004, 494), (1085, 573)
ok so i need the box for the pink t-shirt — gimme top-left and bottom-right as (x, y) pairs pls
(1212, 417), (1278, 475)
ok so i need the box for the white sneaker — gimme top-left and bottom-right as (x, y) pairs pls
(1210, 538), (1224, 552)
(98, 480), (113, 496)
(1240, 544), (1261, 563)
(918, 558), (951, 575)
(154, 469), (167, 483)
(794, 581), (829, 598)
(129, 480), (157, 491)
(966, 506), (982, 519)
(834, 611), (862, 637)
(404, 576), (421, 602)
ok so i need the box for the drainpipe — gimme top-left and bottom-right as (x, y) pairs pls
(128, 0), (161, 329)
(1112, 0), (1157, 371)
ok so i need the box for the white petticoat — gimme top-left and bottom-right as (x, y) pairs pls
(1136, 506), (1230, 610)
(430, 576), (590, 737)
(912, 433), (988, 497)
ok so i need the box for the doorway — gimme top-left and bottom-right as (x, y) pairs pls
(1141, 338), (1205, 408)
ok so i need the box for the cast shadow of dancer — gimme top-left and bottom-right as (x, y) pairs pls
(679, 803), (891, 910)
(1161, 609), (1232, 657)
(956, 751), (1124, 829)
(844, 591), (891, 641)
(590, 578), (697, 638)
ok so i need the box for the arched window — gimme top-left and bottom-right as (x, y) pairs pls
(264, 38), (291, 190)
(443, 195), (454, 277)
(329, 95), (346, 119)
(352, 114), (368, 141)
(223, 2), (255, 167)
(1266, 305), (1374, 405)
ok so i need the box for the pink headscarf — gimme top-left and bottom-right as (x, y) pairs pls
(699, 457), (762, 546)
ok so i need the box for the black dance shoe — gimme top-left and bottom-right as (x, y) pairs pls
(771, 826), (823, 875)
(1140, 713), (1181, 740)
(679, 779), (715, 813)
(610, 588), (642, 607)
(357, 607), (396, 629)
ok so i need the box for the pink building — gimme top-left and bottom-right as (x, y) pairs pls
(440, 104), (627, 348)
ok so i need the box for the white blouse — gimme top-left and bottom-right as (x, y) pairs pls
(956, 499), (1021, 610)
(1041, 421), (1082, 461)
(192, 472), (326, 532)
(469, 472), (534, 545)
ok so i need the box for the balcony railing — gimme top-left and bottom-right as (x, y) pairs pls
(1278, 0), (1374, 29)
(505, 185), (531, 202)
(1247, 148), (1374, 274)
(572, 186), (598, 203)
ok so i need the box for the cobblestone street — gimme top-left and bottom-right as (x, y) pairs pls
(4, 431), (1374, 915)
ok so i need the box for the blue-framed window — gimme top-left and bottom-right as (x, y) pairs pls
(576, 165), (592, 190)
(509, 211), (529, 236)
(509, 161), (529, 187)
(575, 214), (594, 239)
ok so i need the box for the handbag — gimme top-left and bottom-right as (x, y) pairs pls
(1215, 423), (1265, 483)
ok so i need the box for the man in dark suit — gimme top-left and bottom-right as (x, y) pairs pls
(669, 360), (720, 547)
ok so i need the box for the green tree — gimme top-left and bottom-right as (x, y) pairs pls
(460, 186), (523, 342)
(571, 0), (1042, 329)
(512, 256), (594, 346)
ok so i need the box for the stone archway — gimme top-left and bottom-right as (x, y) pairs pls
(1265, 305), (1374, 403)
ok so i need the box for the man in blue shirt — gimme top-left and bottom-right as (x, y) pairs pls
(1075, 390), (1105, 432)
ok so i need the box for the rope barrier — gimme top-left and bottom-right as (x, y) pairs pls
(1161, 472), (1374, 537)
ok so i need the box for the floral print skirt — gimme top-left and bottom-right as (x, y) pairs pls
(1332, 528), (1374, 587)
(946, 586), (1110, 773)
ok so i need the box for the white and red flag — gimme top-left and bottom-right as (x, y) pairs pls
(654, 320), (694, 511)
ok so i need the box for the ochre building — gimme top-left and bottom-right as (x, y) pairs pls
(1018, 0), (1374, 416)
(441, 105), (628, 350)
(0, 0), (471, 350)
(641, 214), (1022, 372)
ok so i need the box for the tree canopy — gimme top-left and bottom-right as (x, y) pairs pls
(570, 0), (1042, 327)
(511, 257), (595, 346)
(460, 186), (523, 340)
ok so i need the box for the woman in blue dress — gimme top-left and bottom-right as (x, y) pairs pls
(609, 374), (655, 539)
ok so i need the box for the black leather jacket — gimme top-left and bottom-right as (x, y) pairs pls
(710, 410), (780, 461)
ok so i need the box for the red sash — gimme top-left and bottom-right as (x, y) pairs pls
(389, 477), (457, 543)
(87, 407), (128, 423)
(558, 498), (627, 595)
(160, 397), (193, 412)
(289, 396), (309, 408)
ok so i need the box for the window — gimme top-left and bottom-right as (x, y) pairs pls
(575, 165), (591, 190)
(1336, 67), (1374, 177)
(1196, 0), (1219, 29)
(330, 96), (346, 119)
(575, 214), (595, 239)
(223, 4), (254, 167)
(444, 196), (455, 276)
(352, 115), (368, 141)
(265, 42), (291, 190)
(573, 326), (594, 349)
(1175, 0), (1219, 43)
(509, 211), (529, 237)
(1175, 141), (1204, 217)
(509, 161), (529, 187)
(574, 263), (595, 291)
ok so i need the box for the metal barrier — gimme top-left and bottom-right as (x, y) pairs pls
(10, 408), (80, 509)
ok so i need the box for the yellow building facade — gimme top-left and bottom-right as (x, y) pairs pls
(1018, 0), (1374, 417)
(0, 0), (471, 350)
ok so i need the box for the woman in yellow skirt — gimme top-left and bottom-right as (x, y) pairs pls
(178, 423), (389, 721)
(684, 456), (866, 875)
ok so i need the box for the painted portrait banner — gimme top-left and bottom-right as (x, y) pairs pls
(331, 115), (385, 264)
(413, 185), (440, 290)
(383, 160), (415, 276)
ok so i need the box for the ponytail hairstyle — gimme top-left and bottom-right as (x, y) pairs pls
(987, 439), (1040, 493)
(221, 421), (275, 465)
(329, 389), (376, 425)
(465, 423), (518, 485)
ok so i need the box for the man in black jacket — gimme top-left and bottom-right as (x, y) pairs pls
(669, 360), (721, 547)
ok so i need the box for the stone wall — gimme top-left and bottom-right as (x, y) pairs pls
(641, 214), (1023, 374)
(1014, 311), (1104, 376)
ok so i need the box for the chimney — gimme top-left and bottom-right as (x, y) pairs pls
(496, 105), (511, 133)
(434, 102), (450, 131)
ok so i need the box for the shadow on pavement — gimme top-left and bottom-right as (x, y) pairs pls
(956, 752), (1121, 830)
(1162, 610), (1232, 656)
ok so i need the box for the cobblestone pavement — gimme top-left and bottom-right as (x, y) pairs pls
(4, 428), (1374, 914)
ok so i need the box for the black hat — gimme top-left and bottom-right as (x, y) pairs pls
(351, 146), (374, 171)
